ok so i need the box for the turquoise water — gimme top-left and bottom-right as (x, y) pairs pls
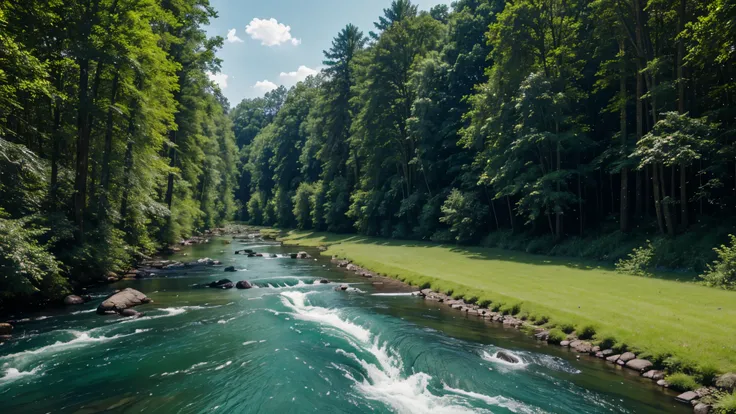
(0, 238), (687, 413)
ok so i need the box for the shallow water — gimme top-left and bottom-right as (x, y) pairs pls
(0, 238), (688, 413)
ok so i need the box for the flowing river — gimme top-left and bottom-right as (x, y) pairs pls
(0, 237), (688, 413)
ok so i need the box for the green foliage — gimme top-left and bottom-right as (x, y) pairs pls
(616, 241), (655, 277)
(701, 235), (736, 290)
(547, 329), (566, 344)
(665, 373), (699, 392)
(440, 189), (488, 243)
(0, 213), (68, 306)
(559, 323), (576, 334)
(714, 390), (736, 414)
(577, 325), (597, 340)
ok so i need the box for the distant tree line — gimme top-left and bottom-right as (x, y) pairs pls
(233, 0), (736, 270)
(0, 0), (237, 307)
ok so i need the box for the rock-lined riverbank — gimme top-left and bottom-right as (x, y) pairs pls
(328, 254), (735, 413)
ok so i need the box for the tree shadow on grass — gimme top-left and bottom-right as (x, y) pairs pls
(312, 235), (698, 283)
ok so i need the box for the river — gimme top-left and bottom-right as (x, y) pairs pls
(0, 237), (688, 413)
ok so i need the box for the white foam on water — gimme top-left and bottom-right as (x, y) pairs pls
(0, 365), (44, 384)
(443, 384), (541, 414)
(280, 291), (371, 343)
(0, 328), (146, 363)
(119, 306), (209, 324)
(70, 309), (96, 315)
(214, 361), (232, 370)
(481, 350), (529, 369)
(279, 290), (510, 414)
(371, 293), (414, 297)
(242, 340), (258, 346)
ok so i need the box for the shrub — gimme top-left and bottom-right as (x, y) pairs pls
(547, 329), (566, 344)
(616, 241), (655, 276)
(696, 364), (720, 386)
(666, 373), (699, 392)
(478, 299), (492, 308)
(559, 323), (575, 334)
(714, 390), (736, 414)
(439, 189), (488, 243)
(700, 234), (736, 290)
(597, 336), (616, 350)
(534, 315), (549, 325)
(578, 325), (596, 340)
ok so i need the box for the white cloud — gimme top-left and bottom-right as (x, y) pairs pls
(253, 80), (278, 94)
(279, 65), (318, 85)
(245, 18), (301, 47)
(207, 71), (228, 89)
(226, 28), (243, 43)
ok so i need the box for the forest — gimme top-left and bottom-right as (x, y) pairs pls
(232, 0), (736, 282)
(0, 0), (238, 308)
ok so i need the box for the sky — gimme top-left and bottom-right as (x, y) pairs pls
(204, 0), (450, 106)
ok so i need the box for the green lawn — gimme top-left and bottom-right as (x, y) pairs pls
(280, 230), (736, 374)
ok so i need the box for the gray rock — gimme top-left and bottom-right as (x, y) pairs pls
(606, 354), (621, 362)
(119, 309), (141, 318)
(296, 251), (311, 259)
(657, 379), (669, 387)
(716, 373), (736, 390)
(569, 340), (582, 349)
(560, 340), (570, 347)
(208, 279), (234, 289)
(591, 346), (601, 353)
(601, 349), (614, 357)
(339, 284), (349, 291)
(224, 266), (236, 272)
(0, 323), (12, 335)
(420, 288), (433, 296)
(346, 264), (358, 271)
(97, 288), (152, 315)
(236, 281), (252, 289)
(694, 403), (711, 414)
(451, 304), (464, 310)
(675, 391), (699, 404)
(496, 351), (521, 364)
(318, 279), (329, 284)
(643, 370), (665, 380)
(625, 359), (653, 373)
(618, 352), (636, 363)
(64, 295), (85, 305)
(573, 342), (593, 353)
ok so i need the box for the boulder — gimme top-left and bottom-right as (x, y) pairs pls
(64, 295), (85, 305)
(346, 264), (358, 271)
(675, 391), (699, 404)
(601, 349), (614, 357)
(560, 340), (570, 347)
(643, 370), (665, 380)
(657, 379), (669, 387)
(224, 266), (236, 272)
(318, 279), (329, 284)
(208, 279), (234, 289)
(337, 260), (350, 268)
(296, 251), (311, 259)
(97, 288), (152, 315)
(569, 340), (582, 349)
(0, 334), (11, 342)
(496, 351), (521, 364)
(618, 352), (636, 363)
(573, 342), (593, 353)
(606, 354), (621, 362)
(0, 323), (12, 335)
(625, 359), (653, 373)
(694, 403), (711, 414)
(235, 281), (252, 289)
(339, 284), (349, 291)
(119, 309), (142, 318)
(715, 373), (736, 391)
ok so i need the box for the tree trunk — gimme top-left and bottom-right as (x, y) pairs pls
(50, 90), (62, 209)
(119, 140), (134, 221)
(619, 39), (629, 232)
(555, 125), (562, 240)
(99, 71), (120, 215)
(164, 128), (177, 209)
(680, 162), (688, 229)
(660, 164), (675, 237)
(651, 164), (665, 234)
(74, 57), (91, 240)
(506, 196), (515, 232)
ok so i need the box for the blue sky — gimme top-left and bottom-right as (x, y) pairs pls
(205, 0), (450, 106)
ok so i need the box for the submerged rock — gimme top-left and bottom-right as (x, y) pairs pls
(496, 351), (521, 364)
(64, 295), (85, 305)
(208, 279), (234, 289)
(318, 279), (329, 284)
(97, 288), (152, 315)
(119, 309), (142, 318)
(0, 322), (13, 335)
(224, 266), (236, 272)
(643, 370), (665, 380)
(236, 281), (252, 289)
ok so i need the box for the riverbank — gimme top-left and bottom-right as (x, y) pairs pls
(280, 230), (736, 412)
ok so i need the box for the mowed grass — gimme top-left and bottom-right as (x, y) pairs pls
(280, 230), (736, 374)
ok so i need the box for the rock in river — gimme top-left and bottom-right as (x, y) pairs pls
(97, 288), (152, 315)
(0, 322), (12, 335)
(224, 266), (236, 272)
(236, 280), (252, 289)
(64, 295), (85, 305)
(496, 351), (521, 364)
(119, 309), (142, 318)
(209, 279), (234, 289)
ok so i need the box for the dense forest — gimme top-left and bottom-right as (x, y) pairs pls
(233, 0), (736, 277)
(0, 0), (238, 308)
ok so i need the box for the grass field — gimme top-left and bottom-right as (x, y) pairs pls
(279, 230), (736, 376)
